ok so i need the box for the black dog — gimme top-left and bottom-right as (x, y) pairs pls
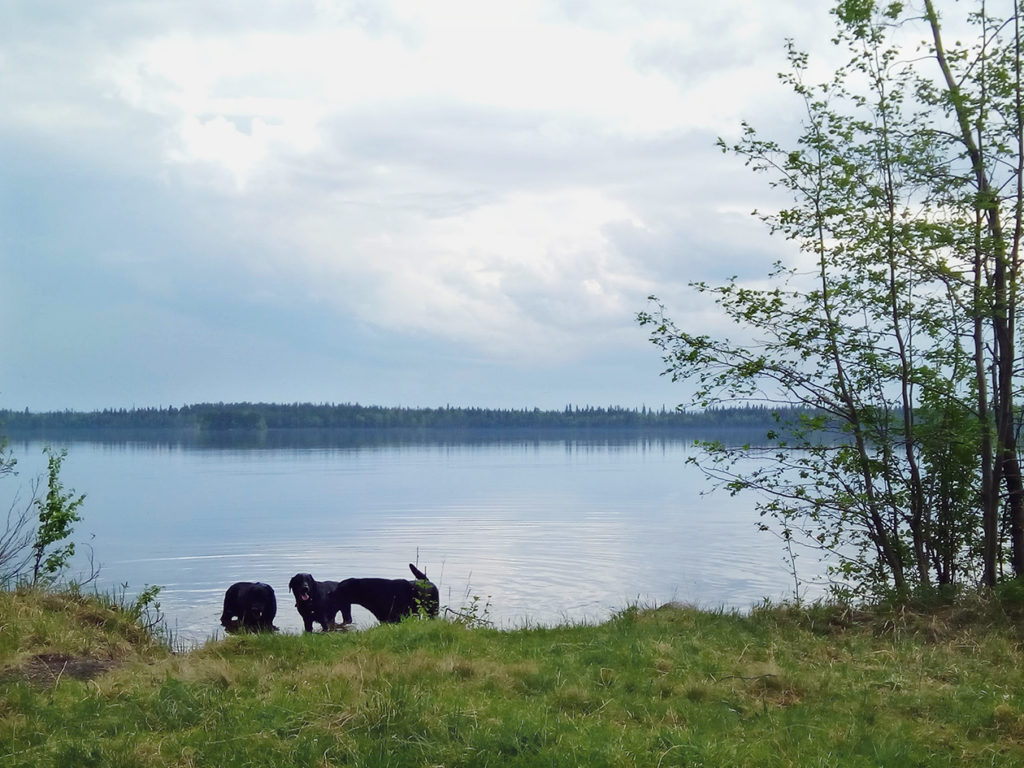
(288, 572), (342, 632)
(220, 581), (277, 633)
(334, 564), (440, 625)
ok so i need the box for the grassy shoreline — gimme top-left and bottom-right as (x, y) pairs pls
(3, 587), (1024, 766)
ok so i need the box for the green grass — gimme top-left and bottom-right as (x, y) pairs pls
(3, 589), (1024, 766)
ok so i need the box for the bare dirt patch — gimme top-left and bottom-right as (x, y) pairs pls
(4, 653), (120, 686)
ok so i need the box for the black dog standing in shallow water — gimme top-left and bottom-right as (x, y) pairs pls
(289, 565), (439, 631)
(335, 564), (440, 625)
(220, 582), (277, 633)
(288, 572), (342, 632)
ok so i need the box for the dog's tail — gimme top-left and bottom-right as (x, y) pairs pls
(409, 563), (428, 580)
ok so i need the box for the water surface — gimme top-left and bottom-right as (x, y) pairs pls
(3, 431), (824, 643)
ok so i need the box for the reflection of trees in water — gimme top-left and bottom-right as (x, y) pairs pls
(4, 425), (779, 453)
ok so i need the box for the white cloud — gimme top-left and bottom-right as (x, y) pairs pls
(95, 1), (803, 186)
(74, 0), (809, 352)
(272, 187), (651, 359)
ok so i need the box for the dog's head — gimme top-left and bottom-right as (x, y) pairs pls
(248, 583), (272, 616)
(289, 573), (316, 604)
(409, 564), (439, 617)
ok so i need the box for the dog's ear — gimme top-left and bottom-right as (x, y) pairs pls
(288, 574), (300, 591)
(409, 563), (428, 580)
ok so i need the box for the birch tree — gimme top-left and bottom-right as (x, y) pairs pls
(640, 0), (1024, 598)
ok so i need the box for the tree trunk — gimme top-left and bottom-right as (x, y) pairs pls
(925, 0), (1024, 578)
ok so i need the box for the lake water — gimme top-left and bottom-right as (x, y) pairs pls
(2, 431), (828, 644)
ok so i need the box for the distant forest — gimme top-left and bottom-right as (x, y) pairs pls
(0, 402), (795, 433)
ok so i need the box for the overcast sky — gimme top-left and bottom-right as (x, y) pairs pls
(1, 1), (840, 412)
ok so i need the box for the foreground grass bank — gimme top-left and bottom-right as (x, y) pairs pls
(3, 589), (1024, 766)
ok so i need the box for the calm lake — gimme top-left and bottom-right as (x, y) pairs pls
(3, 430), (828, 643)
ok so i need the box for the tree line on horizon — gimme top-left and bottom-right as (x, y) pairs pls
(0, 402), (797, 433)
